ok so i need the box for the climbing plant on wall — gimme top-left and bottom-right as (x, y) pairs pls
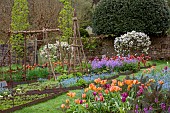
(58, 0), (73, 41)
(11, 0), (30, 58)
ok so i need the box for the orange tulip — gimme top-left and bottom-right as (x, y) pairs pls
(96, 87), (103, 92)
(100, 80), (107, 85)
(105, 89), (109, 94)
(75, 99), (80, 104)
(89, 83), (97, 91)
(67, 92), (76, 98)
(118, 81), (124, 87)
(84, 88), (89, 93)
(61, 104), (65, 109)
(133, 80), (140, 84)
(82, 93), (86, 98)
(65, 99), (70, 104)
(109, 86), (122, 92)
(112, 79), (117, 84)
(127, 84), (132, 91)
(82, 100), (86, 103)
(158, 80), (164, 85)
(94, 78), (101, 84)
(124, 80), (133, 85)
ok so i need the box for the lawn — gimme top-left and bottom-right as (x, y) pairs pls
(14, 90), (81, 113)
(13, 60), (169, 113)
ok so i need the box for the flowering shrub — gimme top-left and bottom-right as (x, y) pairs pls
(59, 74), (170, 112)
(40, 40), (70, 61)
(114, 31), (151, 56)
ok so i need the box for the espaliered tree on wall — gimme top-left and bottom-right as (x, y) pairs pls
(92, 0), (170, 36)
(11, 0), (30, 58)
(58, 0), (73, 41)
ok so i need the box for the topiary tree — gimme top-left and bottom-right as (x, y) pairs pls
(11, 0), (29, 58)
(92, 0), (170, 36)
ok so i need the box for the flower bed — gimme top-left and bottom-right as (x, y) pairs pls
(59, 67), (170, 113)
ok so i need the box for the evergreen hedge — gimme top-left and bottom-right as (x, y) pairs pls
(92, 0), (170, 36)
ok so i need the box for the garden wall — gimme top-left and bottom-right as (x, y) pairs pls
(84, 36), (170, 60)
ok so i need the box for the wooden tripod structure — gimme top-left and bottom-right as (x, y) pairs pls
(68, 10), (88, 73)
(6, 28), (61, 82)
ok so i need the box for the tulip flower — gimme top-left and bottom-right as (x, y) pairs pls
(82, 93), (86, 98)
(61, 104), (65, 109)
(161, 103), (166, 110)
(93, 92), (97, 96)
(99, 96), (104, 102)
(65, 99), (70, 104)
(67, 92), (76, 98)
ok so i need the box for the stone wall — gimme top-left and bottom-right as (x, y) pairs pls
(84, 36), (170, 60)
(148, 36), (170, 60)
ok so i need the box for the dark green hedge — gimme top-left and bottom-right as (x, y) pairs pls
(92, 0), (170, 36)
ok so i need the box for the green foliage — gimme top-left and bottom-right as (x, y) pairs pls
(82, 37), (100, 50)
(92, 0), (170, 36)
(80, 28), (90, 37)
(27, 68), (49, 80)
(11, 0), (29, 57)
(58, 0), (73, 41)
(76, 78), (87, 87)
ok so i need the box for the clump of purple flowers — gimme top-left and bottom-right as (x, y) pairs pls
(121, 92), (128, 102)
(91, 56), (138, 70)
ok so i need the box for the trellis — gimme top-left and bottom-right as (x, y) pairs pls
(0, 10), (88, 87)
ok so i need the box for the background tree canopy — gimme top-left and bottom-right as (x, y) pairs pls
(92, 0), (170, 36)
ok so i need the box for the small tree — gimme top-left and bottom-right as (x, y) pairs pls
(92, 0), (170, 36)
(11, 0), (29, 57)
(114, 31), (151, 56)
(58, 0), (73, 41)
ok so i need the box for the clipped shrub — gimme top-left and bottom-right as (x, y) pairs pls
(92, 0), (170, 36)
(114, 31), (151, 56)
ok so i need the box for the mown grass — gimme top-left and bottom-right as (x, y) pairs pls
(14, 90), (82, 113)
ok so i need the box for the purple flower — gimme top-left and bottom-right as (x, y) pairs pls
(93, 92), (97, 96)
(80, 100), (83, 104)
(144, 108), (149, 113)
(136, 104), (138, 109)
(104, 84), (110, 89)
(149, 106), (153, 111)
(168, 106), (170, 112)
(122, 97), (126, 102)
(135, 105), (138, 113)
(164, 66), (168, 70)
(121, 92), (128, 98)
(155, 98), (158, 103)
(134, 110), (138, 113)
(161, 103), (166, 110)
(137, 88), (143, 97)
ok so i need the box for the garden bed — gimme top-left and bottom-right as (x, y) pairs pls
(0, 86), (82, 113)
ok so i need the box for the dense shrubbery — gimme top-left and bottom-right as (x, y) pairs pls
(92, 0), (170, 36)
